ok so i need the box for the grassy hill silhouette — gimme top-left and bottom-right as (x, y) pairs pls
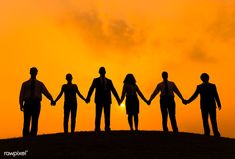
(1, 131), (235, 159)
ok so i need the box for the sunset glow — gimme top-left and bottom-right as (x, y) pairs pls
(1, 0), (235, 139)
(120, 103), (125, 108)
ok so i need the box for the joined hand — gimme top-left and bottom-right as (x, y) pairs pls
(147, 100), (151, 106)
(51, 100), (56, 106)
(85, 98), (90, 104)
(182, 99), (188, 105)
(20, 105), (24, 111)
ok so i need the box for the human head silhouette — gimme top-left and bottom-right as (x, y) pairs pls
(124, 74), (136, 85)
(99, 67), (106, 77)
(200, 73), (209, 83)
(162, 71), (168, 81)
(30, 67), (38, 79)
(66, 73), (73, 83)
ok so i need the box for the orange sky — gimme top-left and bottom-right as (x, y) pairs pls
(1, 0), (235, 139)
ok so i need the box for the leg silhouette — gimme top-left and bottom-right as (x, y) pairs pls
(201, 109), (210, 136)
(168, 102), (178, 133)
(134, 114), (139, 131)
(95, 104), (103, 131)
(128, 115), (133, 131)
(160, 103), (168, 132)
(210, 108), (220, 137)
(23, 105), (31, 137)
(104, 104), (111, 131)
(64, 106), (70, 134)
(71, 105), (77, 133)
(30, 103), (41, 136)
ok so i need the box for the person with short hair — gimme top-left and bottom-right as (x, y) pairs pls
(148, 71), (185, 133)
(53, 73), (86, 134)
(19, 67), (54, 137)
(186, 73), (221, 137)
(86, 67), (120, 132)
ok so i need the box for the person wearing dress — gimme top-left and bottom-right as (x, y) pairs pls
(120, 74), (149, 131)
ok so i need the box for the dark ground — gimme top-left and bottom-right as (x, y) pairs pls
(0, 131), (235, 159)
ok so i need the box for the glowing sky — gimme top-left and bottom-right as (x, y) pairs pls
(1, 0), (235, 139)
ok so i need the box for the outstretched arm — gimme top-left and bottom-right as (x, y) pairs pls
(172, 83), (184, 101)
(120, 85), (127, 104)
(54, 86), (64, 103)
(75, 85), (86, 101)
(214, 85), (221, 110)
(42, 83), (53, 102)
(187, 86), (200, 104)
(110, 81), (120, 104)
(86, 79), (96, 103)
(149, 85), (160, 103)
(19, 83), (25, 111)
(136, 86), (148, 104)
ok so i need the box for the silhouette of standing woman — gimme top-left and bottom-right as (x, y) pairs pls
(120, 74), (149, 131)
(53, 74), (86, 134)
(19, 67), (54, 137)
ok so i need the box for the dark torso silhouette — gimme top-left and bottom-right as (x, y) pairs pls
(124, 84), (139, 115)
(21, 79), (51, 101)
(62, 84), (78, 104)
(88, 77), (118, 104)
(20, 78), (52, 137)
(191, 83), (221, 109)
(188, 82), (221, 136)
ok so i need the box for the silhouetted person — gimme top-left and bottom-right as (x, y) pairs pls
(148, 71), (185, 133)
(19, 67), (54, 137)
(186, 73), (221, 137)
(120, 74), (149, 131)
(86, 67), (120, 132)
(53, 74), (86, 134)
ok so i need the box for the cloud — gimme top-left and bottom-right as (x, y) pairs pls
(60, 9), (146, 52)
(3, 0), (234, 62)
(108, 19), (145, 48)
(207, 5), (235, 41)
(189, 42), (216, 63)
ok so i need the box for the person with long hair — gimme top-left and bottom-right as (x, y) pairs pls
(120, 74), (149, 131)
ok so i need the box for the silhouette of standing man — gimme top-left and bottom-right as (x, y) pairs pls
(86, 67), (120, 132)
(186, 73), (221, 137)
(53, 73), (86, 134)
(19, 67), (54, 137)
(148, 71), (185, 133)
